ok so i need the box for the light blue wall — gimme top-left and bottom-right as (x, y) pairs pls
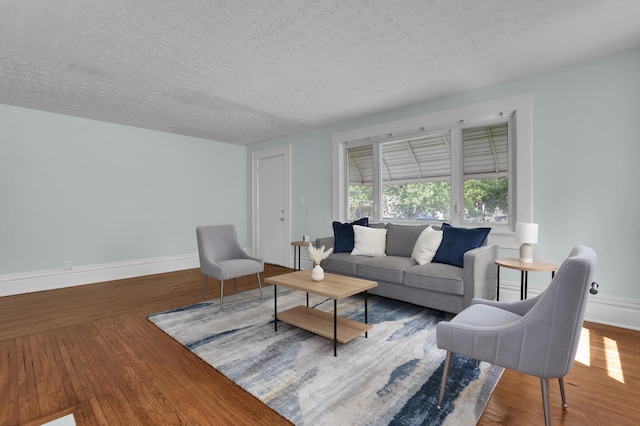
(1, 105), (248, 275)
(248, 47), (640, 300)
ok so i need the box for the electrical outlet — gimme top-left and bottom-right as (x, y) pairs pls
(64, 260), (72, 270)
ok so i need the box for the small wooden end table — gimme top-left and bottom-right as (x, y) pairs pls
(495, 258), (557, 301)
(290, 240), (314, 271)
(265, 270), (377, 356)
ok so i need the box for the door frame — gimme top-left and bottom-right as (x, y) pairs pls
(252, 144), (292, 267)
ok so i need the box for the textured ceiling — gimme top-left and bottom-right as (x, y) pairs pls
(1, 1), (640, 146)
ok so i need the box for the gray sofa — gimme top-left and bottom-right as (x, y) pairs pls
(315, 223), (498, 314)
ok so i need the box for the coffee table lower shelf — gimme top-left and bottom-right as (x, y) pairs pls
(276, 305), (372, 344)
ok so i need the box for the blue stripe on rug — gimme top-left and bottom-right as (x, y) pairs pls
(389, 355), (480, 425)
(378, 359), (421, 397)
(186, 325), (254, 351)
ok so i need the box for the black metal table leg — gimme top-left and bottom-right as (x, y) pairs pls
(364, 291), (369, 338)
(496, 265), (500, 301)
(524, 271), (529, 299)
(334, 299), (337, 357)
(520, 271), (525, 300)
(274, 284), (278, 332)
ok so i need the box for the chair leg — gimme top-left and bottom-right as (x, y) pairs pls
(474, 359), (480, 370)
(233, 278), (237, 293)
(219, 280), (224, 312)
(257, 273), (264, 301)
(559, 377), (568, 409)
(437, 351), (453, 409)
(540, 377), (552, 426)
(201, 276), (208, 301)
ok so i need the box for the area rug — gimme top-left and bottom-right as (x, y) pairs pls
(148, 287), (503, 425)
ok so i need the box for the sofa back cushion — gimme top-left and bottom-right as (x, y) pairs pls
(351, 225), (387, 256)
(432, 223), (491, 267)
(385, 224), (430, 257)
(333, 218), (369, 253)
(369, 222), (387, 229)
(412, 226), (444, 265)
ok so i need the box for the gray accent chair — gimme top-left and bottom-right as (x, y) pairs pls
(436, 245), (597, 426)
(196, 224), (264, 311)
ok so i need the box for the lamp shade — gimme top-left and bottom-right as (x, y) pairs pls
(515, 222), (538, 244)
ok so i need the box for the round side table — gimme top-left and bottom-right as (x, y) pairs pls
(495, 258), (557, 300)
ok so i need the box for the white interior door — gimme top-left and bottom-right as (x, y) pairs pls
(253, 145), (291, 267)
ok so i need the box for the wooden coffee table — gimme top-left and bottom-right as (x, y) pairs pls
(265, 270), (377, 356)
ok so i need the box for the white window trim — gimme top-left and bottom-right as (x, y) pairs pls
(331, 93), (533, 249)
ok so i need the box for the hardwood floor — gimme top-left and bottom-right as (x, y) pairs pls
(1, 265), (638, 425)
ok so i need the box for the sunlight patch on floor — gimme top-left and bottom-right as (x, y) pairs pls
(575, 327), (590, 366)
(576, 327), (625, 383)
(604, 336), (625, 383)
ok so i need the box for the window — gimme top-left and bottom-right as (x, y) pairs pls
(378, 131), (452, 221)
(347, 145), (373, 220)
(333, 93), (533, 241)
(462, 123), (509, 224)
(347, 122), (509, 224)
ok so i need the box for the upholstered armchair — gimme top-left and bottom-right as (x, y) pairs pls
(436, 245), (598, 425)
(196, 224), (264, 311)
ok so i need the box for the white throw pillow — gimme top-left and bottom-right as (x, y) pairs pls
(412, 226), (444, 265)
(351, 225), (387, 257)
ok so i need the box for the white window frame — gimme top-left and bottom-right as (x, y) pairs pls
(331, 93), (533, 248)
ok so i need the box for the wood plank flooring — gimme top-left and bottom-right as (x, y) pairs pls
(1, 265), (638, 425)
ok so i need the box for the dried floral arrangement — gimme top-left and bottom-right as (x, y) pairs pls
(308, 243), (333, 264)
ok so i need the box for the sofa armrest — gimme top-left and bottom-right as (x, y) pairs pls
(315, 236), (335, 252)
(462, 244), (498, 308)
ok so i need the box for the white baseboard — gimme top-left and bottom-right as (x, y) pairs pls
(498, 280), (640, 331)
(0, 253), (200, 298)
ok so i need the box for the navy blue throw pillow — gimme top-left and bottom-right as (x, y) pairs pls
(432, 223), (491, 267)
(333, 218), (369, 253)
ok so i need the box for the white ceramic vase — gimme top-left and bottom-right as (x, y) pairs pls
(311, 264), (325, 281)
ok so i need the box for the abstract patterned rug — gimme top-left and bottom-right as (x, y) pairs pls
(148, 287), (503, 425)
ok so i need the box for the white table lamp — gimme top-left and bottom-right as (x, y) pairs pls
(516, 222), (538, 264)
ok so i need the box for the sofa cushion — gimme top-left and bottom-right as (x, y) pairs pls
(352, 225), (387, 257)
(320, 253), (371, 276)
(404, 263), (464, 295)
(385, 224), (430, 257)
(332, 218), (369, 253)
(432, 224), (491, 267)
(356, 256), (416, 285)
(412, 226), (443, 265)
(369, 222), (387, 229)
